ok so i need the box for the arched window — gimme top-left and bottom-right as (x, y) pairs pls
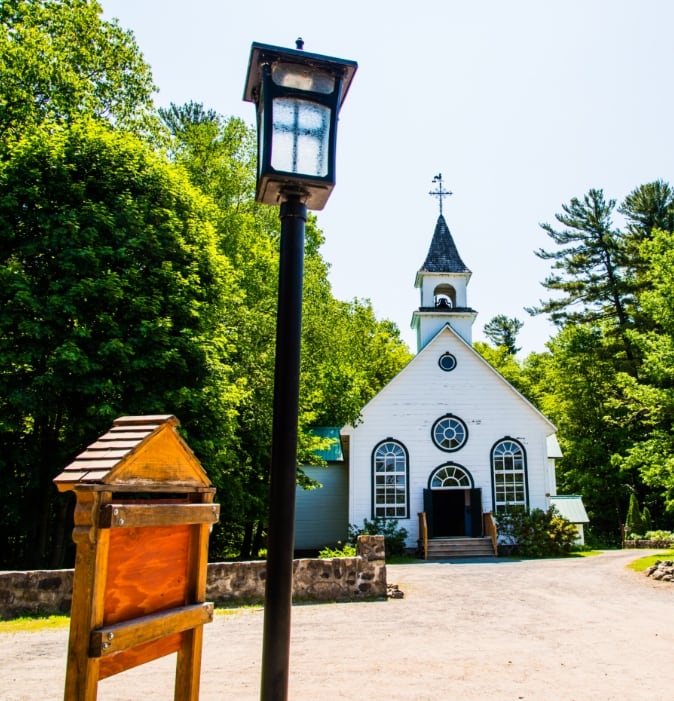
(430, 463), (473, 489)
(433, 283), (456, 308)
(491, 438), (528, 513)
(372, 440), (409, 518)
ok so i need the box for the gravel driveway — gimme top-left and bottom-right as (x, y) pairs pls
(2, 549), (673, 700)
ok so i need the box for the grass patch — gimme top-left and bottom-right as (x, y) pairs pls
(387, 554), (423, 565)
(569, 549), (603, 557)
(0, 615), (70, 633)
(626, 549), (674, 572)
(214, 604), (262, 615)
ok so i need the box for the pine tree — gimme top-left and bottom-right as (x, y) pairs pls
(625, 492), (645, 537)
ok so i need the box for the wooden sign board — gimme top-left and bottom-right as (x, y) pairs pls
(54, 416), (219, 701)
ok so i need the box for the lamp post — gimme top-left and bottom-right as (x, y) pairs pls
(244, 40), (357, 701)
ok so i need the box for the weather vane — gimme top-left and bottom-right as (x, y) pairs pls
(429, 173), (452, 216)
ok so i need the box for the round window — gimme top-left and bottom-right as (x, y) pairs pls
(438, 352), (457, 372)
(431, 415), (468, 452)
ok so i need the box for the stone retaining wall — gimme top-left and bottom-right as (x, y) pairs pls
(0, 535), (386, 619)
(623, 539), (674, 549)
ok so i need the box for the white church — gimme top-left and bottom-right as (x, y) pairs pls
(295, 185), (585, 555)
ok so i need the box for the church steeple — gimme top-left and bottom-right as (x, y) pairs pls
(411, 176), (477, 352)
(419, 214), (470, 275)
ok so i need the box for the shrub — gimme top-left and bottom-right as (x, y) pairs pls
(318, 542), (357, 558)
(348, 517), (408, 559)
(625, 493), (646, 538)
(642, 506), (653, 533)
(496, 507), (578, 557)
(644, 530), (674, 543)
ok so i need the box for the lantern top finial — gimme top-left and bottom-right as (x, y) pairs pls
(295, 37), (304, 50)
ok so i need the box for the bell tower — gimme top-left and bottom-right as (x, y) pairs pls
(411, 175), (477, 351)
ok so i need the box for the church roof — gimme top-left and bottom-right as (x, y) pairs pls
(419, 215), (471, 274)
(549, 495), (590, 524)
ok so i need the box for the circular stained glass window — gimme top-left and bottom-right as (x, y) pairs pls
(438, 352), (457, 372)
(431, 415), (468, 452)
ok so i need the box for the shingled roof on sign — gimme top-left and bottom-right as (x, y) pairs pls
(419, 215), (471, 274)
(53, 414), (211, 490)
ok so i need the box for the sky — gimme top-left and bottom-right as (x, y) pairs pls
(101, 0), (674, 355)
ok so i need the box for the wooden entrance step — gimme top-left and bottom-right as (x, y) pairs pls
(425, 536), (496, 559)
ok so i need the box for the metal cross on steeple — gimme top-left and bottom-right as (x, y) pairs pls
(429, 173), (452, 216)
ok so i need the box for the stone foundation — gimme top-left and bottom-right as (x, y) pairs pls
(0, 535), (386, 619)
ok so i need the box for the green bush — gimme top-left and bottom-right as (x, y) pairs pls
(348, 517), (408, 559)
(318, 541), (357, 558)
(496, 507), (578, 557)
(642, 506), (653, 533)
(625, 493), (646, 538)
(644, 530), (674, 543)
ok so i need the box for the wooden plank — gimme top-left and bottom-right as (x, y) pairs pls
(76, 449), (131, 460)
(67, 459), (119, 470)
(100, 503), (220, 529)
(86, 440), (141, 450)
(109, 427), (209, 486)
(104, 430), (153, 440)
(90, 603), (214, 657)
(104, 525), (190, 625)
(54, 471), (90, 484)
(175, 493), (215, 701)
(113, 415), (176, 426)
(98, 632), (183, 680)
(63, 491), (111, 701)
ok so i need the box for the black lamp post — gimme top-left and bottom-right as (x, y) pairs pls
(244, 40), (357, 701)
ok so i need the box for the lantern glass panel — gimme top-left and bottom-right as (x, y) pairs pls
(271, 97), (330, 177)
(272, 62), (335, 94)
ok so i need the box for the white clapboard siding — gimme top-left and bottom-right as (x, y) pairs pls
(344, 325), (556, 547)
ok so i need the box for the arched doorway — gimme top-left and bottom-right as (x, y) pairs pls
(423, 463), (483, 537)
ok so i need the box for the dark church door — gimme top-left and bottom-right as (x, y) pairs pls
(432, 490), (465, 536)
(423, 488), (483, 537)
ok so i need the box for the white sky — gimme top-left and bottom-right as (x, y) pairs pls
(101, 0), (674, 355)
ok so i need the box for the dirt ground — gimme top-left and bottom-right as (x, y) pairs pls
(2, 549), (674, 701)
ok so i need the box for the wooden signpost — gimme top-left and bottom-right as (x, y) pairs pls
(54, 415), (220, 701)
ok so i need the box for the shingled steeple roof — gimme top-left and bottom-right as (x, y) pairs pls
(419, 214), (471, 274)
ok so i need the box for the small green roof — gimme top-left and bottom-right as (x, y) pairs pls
(310, 427), (343, 462)
(550, 495), (589, 523)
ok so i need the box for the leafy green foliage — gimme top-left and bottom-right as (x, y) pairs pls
(348, 517), (408, 559)
(159, 106), (411, 559)
(625, 492), (646, 537)
(318, 541), (357, 558)
(483, 314), (523, 355)
(496, 507), (578, 557)
(0, 0), (157, 141)
(0, 119), (243, 567)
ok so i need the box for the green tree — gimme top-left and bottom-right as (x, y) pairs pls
(159, 104), (413, 557)
(483, 314), (523, 355)
(625, 492), (645, 536)
(0, 0), (156, 142)
(0, 119), (243, 568)
(528, 189), (637, 374)
(534, 325), (638, 540)
(618, 181), (674, 329)
(159, 105), (280, 557)
(619, 180), (674, 246)
(610, 227), (674, 516)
